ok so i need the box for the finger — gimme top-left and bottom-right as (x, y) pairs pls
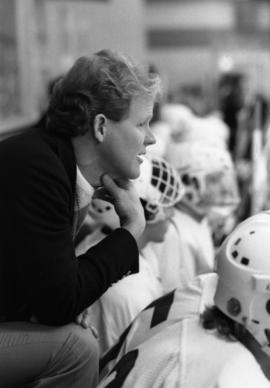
(82, 314), (93, 330)
(113, 178), (131, 189)
(81, 318), (89, 329)
(102, 174), (131, 193)
(82, 309), (90, 322)
(101, 174), (120, 197)
(75, 313), (83, 325)
(92, 186), (114, 204)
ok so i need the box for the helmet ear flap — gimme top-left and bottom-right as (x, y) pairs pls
(227, 298), (241, 317)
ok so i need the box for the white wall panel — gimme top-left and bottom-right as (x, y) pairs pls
(145, 1), (235, 29)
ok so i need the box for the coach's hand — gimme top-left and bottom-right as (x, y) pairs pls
(101, 174), (145, 242)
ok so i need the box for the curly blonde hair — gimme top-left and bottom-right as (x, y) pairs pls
(46, 49), (161, 137)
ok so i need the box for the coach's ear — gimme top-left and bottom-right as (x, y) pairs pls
(93, 114), (107, 143)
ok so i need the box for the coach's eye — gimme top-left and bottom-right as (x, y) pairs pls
(137, 122), (145, 128)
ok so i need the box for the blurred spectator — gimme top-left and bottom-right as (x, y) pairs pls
(180, 84), (209, 117)
(218, 71), (246, 158)
(235, 93), (270, 220)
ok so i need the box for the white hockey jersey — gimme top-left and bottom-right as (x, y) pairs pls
(150, 208), (215, 292)
(90, 246), (163, 355)
(98, 274), (270, 388)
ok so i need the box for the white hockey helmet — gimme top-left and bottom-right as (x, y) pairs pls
(161, 103), (194, 143)
(89, 156), (184, 228)
(166, 142), (240, 215)
(214, 211), (270, 355)
(133, 156), (185, 223)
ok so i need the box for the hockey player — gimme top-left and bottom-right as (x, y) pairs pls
(98, 212), (270, 387)
(152, 141), (239, 292)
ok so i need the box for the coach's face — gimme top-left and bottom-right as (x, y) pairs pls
(96, 94), (156, 181)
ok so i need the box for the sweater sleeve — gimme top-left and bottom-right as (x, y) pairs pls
(0, 137), (139, 325)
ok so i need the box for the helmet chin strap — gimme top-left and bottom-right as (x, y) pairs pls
(237, 328), (270, 381)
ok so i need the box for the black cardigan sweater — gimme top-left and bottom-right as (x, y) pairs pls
(0, 128), (139, 325)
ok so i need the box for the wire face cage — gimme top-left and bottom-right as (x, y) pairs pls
(137, 156), (184, 223)
(150, 157), (184, 207)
